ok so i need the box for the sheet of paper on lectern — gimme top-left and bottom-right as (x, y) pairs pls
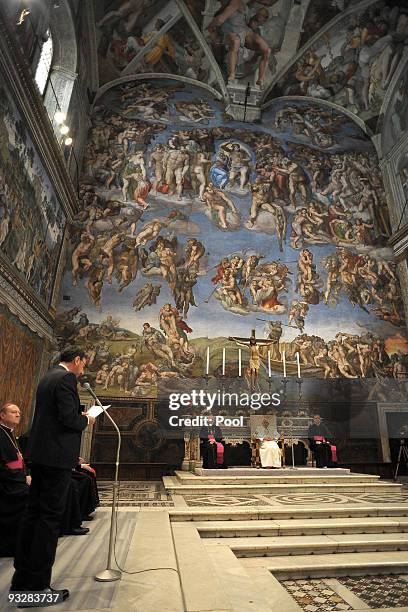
(87, 404), (111, 418)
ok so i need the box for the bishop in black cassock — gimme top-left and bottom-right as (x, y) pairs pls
(308, 414), (335, 468)
(0, 408), (29, 557)
(199, 418), (226, 469)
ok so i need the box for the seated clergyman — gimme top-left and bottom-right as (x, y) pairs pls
(308, 414), (337, 468)
(0, 402), (29, 557)
(199, 415), (226, 469)
(0, 403), (93, 554)
(259, 430), (282, 469)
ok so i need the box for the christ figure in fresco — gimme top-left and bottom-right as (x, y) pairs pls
(229, 330), (276, 390)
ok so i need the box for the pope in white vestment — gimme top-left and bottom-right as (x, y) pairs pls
(259, 438), (282, 468)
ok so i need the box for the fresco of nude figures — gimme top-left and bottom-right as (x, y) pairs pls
(95, 0), (408, 107)
(0, 84), (66, 305)
(56, 79), (408, 398)
(96, 0), (211, 86)
(268, 0), (408, 121)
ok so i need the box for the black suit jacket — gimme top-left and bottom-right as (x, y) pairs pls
(27, 366), (88, 469)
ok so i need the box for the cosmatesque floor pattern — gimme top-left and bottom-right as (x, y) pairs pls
(181, 491), (408, 507)
(182, 494), (271, 507)
(339, 575), (408, 609)
(281, 579), (352, 611)
(98, 481), (174, 507)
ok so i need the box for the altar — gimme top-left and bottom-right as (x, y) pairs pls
(180, 414), (314, 471)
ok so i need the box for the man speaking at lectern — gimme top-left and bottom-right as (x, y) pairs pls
(10, 347), (95, 606)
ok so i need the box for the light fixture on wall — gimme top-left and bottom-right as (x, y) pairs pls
(54, 111), (66, 124)
(64, 137), (73, 146)
(60, 124), (69, 135)
(17, 8), (31, 26)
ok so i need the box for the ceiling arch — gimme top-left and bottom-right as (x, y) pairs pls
(92, 0), (408, 130)
(263, 0), (408, 128)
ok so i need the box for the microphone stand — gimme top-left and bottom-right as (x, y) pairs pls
(84, 385), (122, 582)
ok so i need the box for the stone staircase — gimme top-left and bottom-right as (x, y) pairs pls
(163, 468), (403, 495)
(165, 469), (408, 585)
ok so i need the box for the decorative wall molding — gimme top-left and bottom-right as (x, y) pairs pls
(0, 270), (54, 341)
(0, 9), (79, 221)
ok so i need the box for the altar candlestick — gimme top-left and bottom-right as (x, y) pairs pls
(222, 348), (226, 376)
(238, 348), (242, 377)
(206, 347), (210, 375)
(296, 352), (301, 378)
(268, 351), (271, 378)
(282, 350), (286, 378)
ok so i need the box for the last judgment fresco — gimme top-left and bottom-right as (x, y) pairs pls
(56, 79), (408, 397)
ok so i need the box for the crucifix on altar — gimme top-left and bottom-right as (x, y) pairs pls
(229, 329), (277, 390)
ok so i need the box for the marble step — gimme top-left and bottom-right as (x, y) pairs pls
(170, 505), (408, 521)
(194, 467), (352, 477)
(241, 551), (408, 579)
(175, 472), (380, 486)
(205, 532), (408, 557)
(195, 517), (408, 537)
(164, 479), (401, 495)
(205, 543), (302, 611)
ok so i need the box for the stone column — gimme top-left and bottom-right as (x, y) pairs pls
(192, 434), (202, 471)
(181, 431), (191, 471)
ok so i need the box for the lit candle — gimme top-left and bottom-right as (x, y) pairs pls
(296, 352), (301, 378)
(222, 348), (226, 376)
(238, 348), (242, 377)
(268, 351), (271, 378)
(206, 346), (210, 376)
(282, 350), (286, 378)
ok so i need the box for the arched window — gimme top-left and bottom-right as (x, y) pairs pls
(35, 29), (53, 95)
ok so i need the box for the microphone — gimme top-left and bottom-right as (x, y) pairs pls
(82, 384), (122, 582)
(83, 382), (101, 405)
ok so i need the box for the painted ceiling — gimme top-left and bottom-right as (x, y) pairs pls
(94, 0), (408, 127)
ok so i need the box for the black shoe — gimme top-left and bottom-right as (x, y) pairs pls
(13, 586), (69, 608)
(67, 526), (89, 535)
(82, 514), (94, 521)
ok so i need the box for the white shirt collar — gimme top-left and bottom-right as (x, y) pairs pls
(58, 362), (69, 371)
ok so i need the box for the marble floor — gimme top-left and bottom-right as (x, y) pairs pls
(178, 491), (408, 507)
(0, 477), (407, 611)
(97, 481), (174, 507)
(281, 576), (408, 611)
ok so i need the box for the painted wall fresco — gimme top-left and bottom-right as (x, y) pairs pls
(56, 79), (407, 398)
(96, 0), (174, 83)
(299, 0), (352, 48)
(267, 1), (408, 122)
(382, 59), (408, 155)
(0, 81), (66, 304)
(204, 0), (292, 87)
(95, 0), (296, 91)
(95, 0), (212, 87)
